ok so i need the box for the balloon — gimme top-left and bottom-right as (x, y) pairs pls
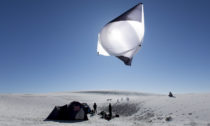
(97, 3), (145, 66)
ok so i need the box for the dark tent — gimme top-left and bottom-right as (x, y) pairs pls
(46, 101), (89, 120)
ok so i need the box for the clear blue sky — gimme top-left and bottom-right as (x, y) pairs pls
(0, 0), (210, 93)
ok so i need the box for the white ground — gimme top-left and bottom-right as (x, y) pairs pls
(0, 91), (210, 126)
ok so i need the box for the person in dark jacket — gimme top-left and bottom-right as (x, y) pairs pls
(109, 103), (112, 118)
(93, 102), (97, 114)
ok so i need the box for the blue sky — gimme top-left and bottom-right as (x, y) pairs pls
(0, 0), (210, 93)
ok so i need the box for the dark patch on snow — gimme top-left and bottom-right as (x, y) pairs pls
(134, 112), (155, 121)
(99, 103), (140, 116)
(165, 116), (172, 121)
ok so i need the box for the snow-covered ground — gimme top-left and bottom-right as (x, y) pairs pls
(0, 91), (210, 126)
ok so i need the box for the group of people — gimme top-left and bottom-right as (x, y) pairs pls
(92, 102), (114, 120)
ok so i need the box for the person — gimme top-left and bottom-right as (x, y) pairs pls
(93, 102), (97, 114)
(108, 103), (112, 118)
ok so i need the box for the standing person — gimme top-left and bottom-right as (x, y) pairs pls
(93, 102), (97, 114)
(109, 103), (112, 118)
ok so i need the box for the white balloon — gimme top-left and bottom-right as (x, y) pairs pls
(97, 3), (145, 65)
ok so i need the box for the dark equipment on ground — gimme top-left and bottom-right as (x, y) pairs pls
(98, 111), (119, 121)
(168, 92), (174, 97)
(45, 101), (91, 121)
(98, 103), (119, 121)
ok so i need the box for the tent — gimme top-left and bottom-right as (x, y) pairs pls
(46, 101), (89, 120)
